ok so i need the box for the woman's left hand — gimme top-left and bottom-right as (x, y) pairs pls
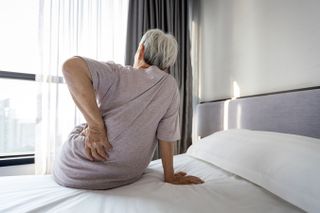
(81, 125), (113, 161)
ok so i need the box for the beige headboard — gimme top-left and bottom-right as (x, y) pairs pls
(197, 87), (320, 139)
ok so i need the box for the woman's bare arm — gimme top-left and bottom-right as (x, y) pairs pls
(62, 57), (112, 161)
(159, 140), (204, 184)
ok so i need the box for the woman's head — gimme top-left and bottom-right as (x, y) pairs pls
(134, 29), (178, 70)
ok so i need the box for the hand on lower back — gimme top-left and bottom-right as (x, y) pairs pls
(166, 171), (204, 185)
(81, 125), (113, 161)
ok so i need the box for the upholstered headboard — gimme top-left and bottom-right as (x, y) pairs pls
(197, 87), (320, 139)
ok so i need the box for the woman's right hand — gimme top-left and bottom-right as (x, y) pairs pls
(165, 172), (204, 185)
(81, 125), (113, 161)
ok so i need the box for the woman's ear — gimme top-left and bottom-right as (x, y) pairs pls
(138, 44), (145, 60)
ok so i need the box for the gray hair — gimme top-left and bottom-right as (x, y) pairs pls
(140, 29), (178, 70)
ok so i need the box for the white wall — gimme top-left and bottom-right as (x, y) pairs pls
(199, 0), (320, 101)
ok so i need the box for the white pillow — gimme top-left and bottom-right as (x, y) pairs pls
(187, 129), (320, 213)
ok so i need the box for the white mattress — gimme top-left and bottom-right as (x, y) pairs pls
(0, 154), (303, 213)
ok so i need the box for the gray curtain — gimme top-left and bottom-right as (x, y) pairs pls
(125, 0), (193, 159)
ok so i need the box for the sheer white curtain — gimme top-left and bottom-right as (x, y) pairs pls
(35, 0), (129, 174)
(188, 0), (201, 144)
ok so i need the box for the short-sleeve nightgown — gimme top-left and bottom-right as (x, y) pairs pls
(53, 57), (180, 189)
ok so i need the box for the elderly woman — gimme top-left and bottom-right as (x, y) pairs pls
(53, 29), (204, 189)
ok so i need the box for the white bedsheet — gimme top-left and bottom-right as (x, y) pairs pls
(0, 154), (303, 213)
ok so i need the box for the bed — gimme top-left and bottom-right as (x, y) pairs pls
(1, 87), (320, 213)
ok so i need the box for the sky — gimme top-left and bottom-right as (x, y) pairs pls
(0, 0), (40, 74)
(0, 0), (39, 122)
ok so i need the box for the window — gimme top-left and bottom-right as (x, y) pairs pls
(0, 0), (40, 74)
(0, 0), (129, 169)
(0, 0), (39, 164)
(0, 78), (38, 155)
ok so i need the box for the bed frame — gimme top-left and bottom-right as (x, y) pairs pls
(197, 87), (320, 139)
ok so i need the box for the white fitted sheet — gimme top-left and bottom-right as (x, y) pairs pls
(0, 154), (303, 213)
